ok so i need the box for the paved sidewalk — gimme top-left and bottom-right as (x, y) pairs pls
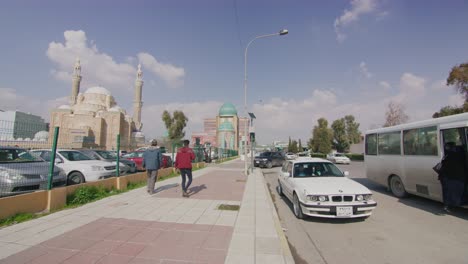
(0, 159), (293, 264)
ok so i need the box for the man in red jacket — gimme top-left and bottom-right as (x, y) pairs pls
(175, 139), (195, 197)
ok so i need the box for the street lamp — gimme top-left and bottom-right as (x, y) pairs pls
(243, 29), (288, 175)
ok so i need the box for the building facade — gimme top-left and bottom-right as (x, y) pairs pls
(0, 110), (47, 140)
(191, 103), (249, 151)
(49, 59), (145, 150)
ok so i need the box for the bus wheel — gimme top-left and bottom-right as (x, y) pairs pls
(389, 175), (407, 198)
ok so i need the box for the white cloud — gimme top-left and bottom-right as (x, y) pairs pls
(379, 81), (391, 89)
(397, 72), (426, 100)
(334, 0), (380, 42)
(0, 87), (67, 121)
(46, 30), (185, 92)
(448, 94), (465, 106)
(138, 52), (185, 88)
(359, 61), (372, 78)
(431, 79), (448, 91)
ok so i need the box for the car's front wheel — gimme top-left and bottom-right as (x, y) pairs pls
(293, 193), (304, 219)
(67, 172), (85, 185)
(266, 161), (273, 169)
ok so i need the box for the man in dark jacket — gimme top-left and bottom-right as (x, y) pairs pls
(142, 139), (163, 195)
(175, 140), (195, 197)
(439, 142), (466, 212)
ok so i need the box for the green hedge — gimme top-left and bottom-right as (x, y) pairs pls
(310, 153), (326, 158)
(344, 153), (364, 161)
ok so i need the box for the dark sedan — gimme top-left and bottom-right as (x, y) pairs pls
(254, 152), (286, 168)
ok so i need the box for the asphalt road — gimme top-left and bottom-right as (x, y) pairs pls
(261, 161), (468, 264)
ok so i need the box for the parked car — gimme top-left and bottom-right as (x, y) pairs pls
(278, 157), (376, 219)
(123, 151), (172, 171)
(285, 152), (297, 160)
(80, 149), (137, 173)
(31, 149), (120, 185)
(254, 151), (285, 168)
(327, 153), (351, 164)
(0, 146), (66, 197)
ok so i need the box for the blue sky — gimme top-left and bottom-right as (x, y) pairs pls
(1, 0), (467, 144)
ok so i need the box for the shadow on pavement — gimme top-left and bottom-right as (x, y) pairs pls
(188, 184), (207, 196)
(154, 183), (179, 193)
(352, 178), (468, 220)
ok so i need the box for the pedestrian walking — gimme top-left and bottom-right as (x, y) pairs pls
(175, 139), (195, 197)
(438, 142), (466, 213)
(142, 139), (163, 195)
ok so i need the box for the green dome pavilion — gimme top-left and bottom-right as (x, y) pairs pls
(218, 103), (238, 117)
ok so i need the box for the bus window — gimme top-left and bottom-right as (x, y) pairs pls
(378, 131), (401, 155)
(442, 127), (466, 154)
(365, 134), (377, 155)
(404, 126), (438, 156)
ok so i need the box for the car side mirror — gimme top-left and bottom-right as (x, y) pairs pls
(344, 171), (349, 176)
(55, 158), (62, 164)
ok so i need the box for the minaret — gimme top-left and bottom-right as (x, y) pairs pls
(133, 64), (144, 130)
(70, 58), (82, 106)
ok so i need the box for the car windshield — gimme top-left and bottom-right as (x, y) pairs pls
(95, 150), (116, 159)
(0, 148), (43, 163)
(293, 162), (344, 178)
(58, 151), (92, 161)
(259, 152), (272, 157)
(124, 152), (143, 158)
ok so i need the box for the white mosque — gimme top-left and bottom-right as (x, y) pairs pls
(49, 59), (145, 150)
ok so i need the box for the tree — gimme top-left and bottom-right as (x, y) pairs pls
(310, 118), (333, 154)
(288, 136), (292, 151)
(298, 139), (303, 152)
(384, 101), (409, 127)
(344, 115), (361, 144)
(290, 140), (298, 153)
(447, 63), (468, 102)
(162, 110), (188, 141)
(331, 119), (349, 153)
(432, 103), (468, 118)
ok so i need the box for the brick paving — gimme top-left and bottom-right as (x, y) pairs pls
(0, 218), (233, 264)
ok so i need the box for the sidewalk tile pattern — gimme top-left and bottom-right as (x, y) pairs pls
(0, 218), (233, 264)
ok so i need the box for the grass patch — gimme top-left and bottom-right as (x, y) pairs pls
(0, 212), (42, 227)
(66, 186), (122, 207)
(217, 204), (240, 211)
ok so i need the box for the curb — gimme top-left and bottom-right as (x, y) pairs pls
(254, 169), (295, 263)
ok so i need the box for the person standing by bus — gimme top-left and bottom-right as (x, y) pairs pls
(439, 142), (466, 212)
(175, 139), (195, 197)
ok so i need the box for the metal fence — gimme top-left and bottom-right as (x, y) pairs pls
(0, 119), (138, 198)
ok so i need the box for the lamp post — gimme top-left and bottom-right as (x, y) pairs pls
(243, 29), (288, 175)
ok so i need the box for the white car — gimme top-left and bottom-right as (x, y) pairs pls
(327, 153), (351, 164)
(278, 157), (376, 219)
(31, 149), (123, 185)
(285, 152), (297, 160)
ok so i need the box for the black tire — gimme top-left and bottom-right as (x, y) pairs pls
(389, 175), (407, 198)
(278, 181), (284, 196)
(293, 193), (304, 219)
(267, 161), (273, 169)
(67, 172), (85, 185)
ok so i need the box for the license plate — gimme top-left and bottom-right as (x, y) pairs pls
(336, 206), (353, 217)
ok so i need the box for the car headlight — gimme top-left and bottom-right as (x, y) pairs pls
(355, 194), (364, 201)
(307, 195), (329, 202)
(91, 165), (104, 171)
(363, 194), (372, 201)
(0, 170), (24, 180)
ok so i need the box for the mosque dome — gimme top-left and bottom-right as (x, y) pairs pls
(218, 121), (235, 131)
(84, 86), (111, 96)
(219, 103), (237, 117)
(34, 131), (49, 141)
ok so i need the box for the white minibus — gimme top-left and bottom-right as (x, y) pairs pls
(364, 113), (468, 205)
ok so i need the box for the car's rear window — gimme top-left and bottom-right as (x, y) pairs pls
(0, 148), (43, 163)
